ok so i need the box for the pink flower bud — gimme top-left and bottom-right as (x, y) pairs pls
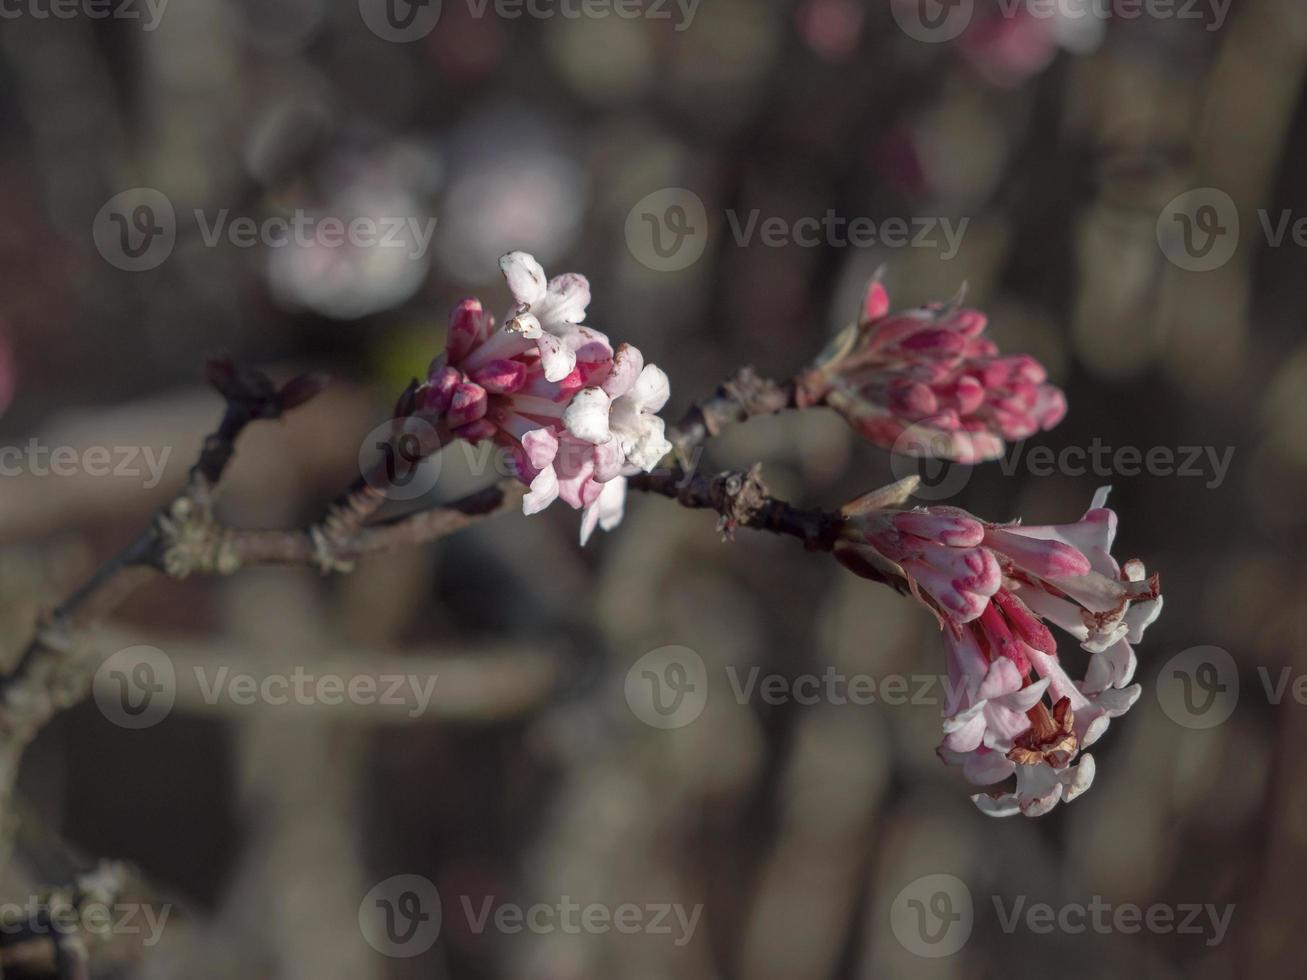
(801, 280), (1066, 464)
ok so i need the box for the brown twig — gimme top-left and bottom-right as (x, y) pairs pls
(668, 367), (797, 465)
(0, 367), (515, 873)
(627, 465), (843, 552)
(0, 360), (833, 892)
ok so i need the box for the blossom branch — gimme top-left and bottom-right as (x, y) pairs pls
(668, 366), (797, 463)
(227, 480), (525, 568)
(627, 465), (843, 552)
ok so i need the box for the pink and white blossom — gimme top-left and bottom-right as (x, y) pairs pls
(563, 344), (673, 472)
(798, 279), (1066, 464)
(500, 251), (595, 383)
(839, 487), (1160, 817)
(417, 253), (672, 544)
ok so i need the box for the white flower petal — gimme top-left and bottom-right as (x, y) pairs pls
(602, 344), (645, 398)
(500, 251), (548, 307)
(523, 465), (559, 516)
(972, 791), (1022, 818)
(1061, 755), (1096, 802)
(536, 273), (591, 326)
(630, 363), (671, 414)
(563, 388), (612, 444)
(625, 415), (672, 472)
(536, 333), (577, 383)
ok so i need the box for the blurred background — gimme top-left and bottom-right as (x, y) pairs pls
(0, 0), (1300, 976)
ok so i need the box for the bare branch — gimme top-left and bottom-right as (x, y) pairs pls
(669, 366), (797, 464)
(627, 465), (843, 551)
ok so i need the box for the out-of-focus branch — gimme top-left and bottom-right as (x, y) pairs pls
(0, 364), (517, 872)
(0, 357), (852, 883)
(0, 861), (145, 980)
(95, 626), (560, 723)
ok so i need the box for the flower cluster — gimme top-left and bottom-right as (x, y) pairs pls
(837, 487), (1161, 817)
(797, 279), (1066, 464)
(419, 252), (672, 543)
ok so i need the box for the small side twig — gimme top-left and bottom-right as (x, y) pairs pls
(669, 367), (797, 464)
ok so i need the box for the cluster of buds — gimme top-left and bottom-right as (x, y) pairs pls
(837, 484), (1161, 817)
(796, 278), (1066, 464)
(418, 252), (672, 543)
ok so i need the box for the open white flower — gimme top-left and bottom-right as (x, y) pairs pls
(562, 345), (672, 472)
(500, 251), (594, 383)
